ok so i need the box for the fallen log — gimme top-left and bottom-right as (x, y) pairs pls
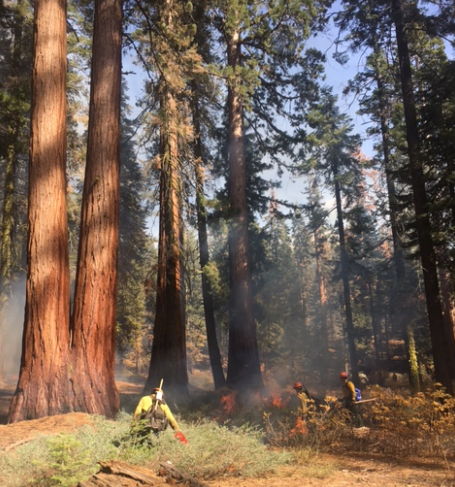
(159, 461), (210, 487)
(77, 460), (165, 487)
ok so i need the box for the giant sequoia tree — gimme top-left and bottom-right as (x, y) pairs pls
(8, 0), (72, 421)
(144, 0), (196, 394)
(9, 0), (122, 421)
(70, 0), (122, 416)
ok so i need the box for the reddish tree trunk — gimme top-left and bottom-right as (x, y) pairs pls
(8, 0), (71, 422)
(145, 68), (188, 394)
(226, 29), (262, 391)
(70, 0), (122, 417)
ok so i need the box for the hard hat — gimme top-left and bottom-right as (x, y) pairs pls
(293, 381), (302, 389)
(153, 387), (164, 400)
(340, 371), (348, 379)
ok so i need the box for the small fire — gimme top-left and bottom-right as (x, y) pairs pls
(264, 391), (291, 409)
(220, 391), (237, 416)
(290, 416), (308, 436)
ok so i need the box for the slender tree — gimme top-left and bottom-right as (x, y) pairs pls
(0, 0), (31, 387)
(304, 88), (363, 383)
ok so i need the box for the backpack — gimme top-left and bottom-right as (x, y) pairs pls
(355, 388), (362, 402)
(141, 398), (169, 433)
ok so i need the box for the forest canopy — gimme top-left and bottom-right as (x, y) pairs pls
(0, 0), (454, 421)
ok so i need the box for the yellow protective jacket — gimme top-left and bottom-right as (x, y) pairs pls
(297, 391), (311, 415)
(133, 394), (180, 431)
(342, 380), (357, 402)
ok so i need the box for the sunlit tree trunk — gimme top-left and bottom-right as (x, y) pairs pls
(226, 27), (262, 391)
(70, 0), (122, 417)
(145, 75), (188, 394)
(8, 0), (71, 421)
(405, 324), (420, 393)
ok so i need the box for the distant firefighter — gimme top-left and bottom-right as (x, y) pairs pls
(293, 381), (317, 417)
(339, 371), (364, 428)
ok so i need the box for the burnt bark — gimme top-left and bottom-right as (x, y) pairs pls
(70, 0), (122, 416)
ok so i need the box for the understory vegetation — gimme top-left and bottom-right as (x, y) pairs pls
(1, 385), (454, 487)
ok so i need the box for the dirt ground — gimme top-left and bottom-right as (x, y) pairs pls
(0, 381), (454, 487)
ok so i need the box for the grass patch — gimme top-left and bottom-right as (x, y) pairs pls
(0, 412), (293, 487)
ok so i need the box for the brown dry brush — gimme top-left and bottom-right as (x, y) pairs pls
(261, 386), (455, 459)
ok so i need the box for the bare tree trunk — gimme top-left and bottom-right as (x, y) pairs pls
(333, 164), (359, 384)
(392, 0), (455, 393)
(70, 0), (122, 417)
(0, 144), (17, 387)
(371, 38), (420, 391)
(314, 226), (330, 387)
(191, 83), (226, 390)
(8, 0), (71, 421)
(145, 47), (188, 395)
(225, 28), (262, 391)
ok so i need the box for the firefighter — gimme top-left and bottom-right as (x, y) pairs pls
(339, 371), (364, 427)
(293, 381), (313, 417)
(132, 387), (187, 443)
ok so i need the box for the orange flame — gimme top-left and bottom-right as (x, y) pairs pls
(220, 391), (237, 416)
(290, 416), (308, 436)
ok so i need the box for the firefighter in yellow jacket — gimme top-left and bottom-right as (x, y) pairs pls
(293, 381), (313, 417)
(339, 371), (363, 427)
(132, 387), (187, 443)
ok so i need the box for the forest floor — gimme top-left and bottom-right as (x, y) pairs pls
(0, 380), (454, 486)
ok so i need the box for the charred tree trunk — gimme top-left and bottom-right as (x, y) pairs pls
(8, 0), (71, 421)
(70, 0), (122, 417)
(225, 28), (262, 391)
(392, 0), (455, 393)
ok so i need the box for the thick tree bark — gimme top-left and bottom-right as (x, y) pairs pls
(225, 29), (262, 391)
(145, 60), (188, 394)
(392, 0), (455, 393)
(8, 0), (71, 421)
(70, 0), (122, 417)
